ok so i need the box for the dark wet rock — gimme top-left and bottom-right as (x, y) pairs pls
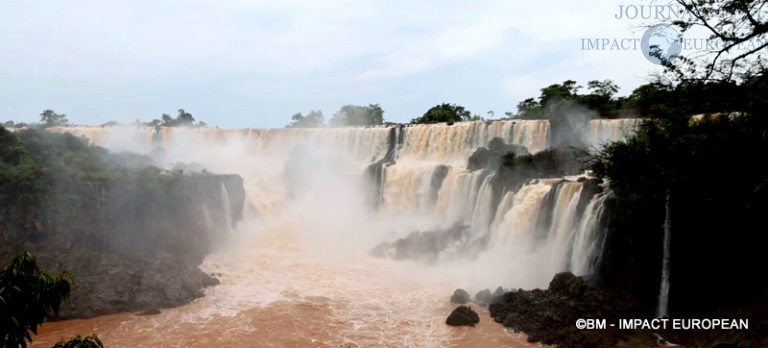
(488, 273), (654, 348)
(429, 165), (450, 203)
(467, 138), (529, 171)
(450, 289), (470, 304)
(446, 305), (480, 327)
(364, 127), (398, 208)
(491, 286), (507, 304)
(467, 147), (491, 171)
(576, 177), (603, 217)
(3, 173), (244, 319)
(474, 289), (492, 306)
(549, 271), (586, 297)
(369, 224), (469, 262)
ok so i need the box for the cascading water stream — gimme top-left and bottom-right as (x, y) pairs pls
(469, 173), (496, 237)
(570, 193), (609, 275)
(489, 181), (553, 255)
(545, 182), (585, 273)
(586, 119), (643, 149)
(657, 190), (672, 318)
(221, 183), (233, 232)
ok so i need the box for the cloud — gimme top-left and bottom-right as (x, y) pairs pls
(358, 13), (517, 79)
(0, 0), (663, 127)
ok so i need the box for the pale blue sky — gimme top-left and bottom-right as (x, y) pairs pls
(0, 0), (662, 128)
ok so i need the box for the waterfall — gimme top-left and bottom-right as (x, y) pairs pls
(50, 120), (638, 289)
(380, 164), (444, 214)
(545, 182), (584, 272)
(586, 119), (643, 149)
(657, 190), (672, 317)
(570, 193), (609, 275)
(510, 119), (550, 154)
(469, 173), (496, 236)
(221, 183), (233, 232)
(394, 120), (550, 161)
(489, 181), (553, 254)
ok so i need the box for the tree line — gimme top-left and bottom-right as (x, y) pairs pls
(2, 109), (207, 129)
(284, 76), (764, 128)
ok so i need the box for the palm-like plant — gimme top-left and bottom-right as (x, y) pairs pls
(0, 252), (72, 348)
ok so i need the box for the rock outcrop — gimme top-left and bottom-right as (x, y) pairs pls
(450, 289), (470, 304)
(369, 224), (469, 262)
(489, 272), (654, 348)
(2, 171), (245, 318)
(446, 306), (480, 327)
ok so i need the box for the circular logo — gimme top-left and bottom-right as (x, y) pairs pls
(641, 24), (682, 65)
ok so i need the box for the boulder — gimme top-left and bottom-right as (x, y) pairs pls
(474, 288), (492, 306)
(491, 286), (507, 304)
(548, 272), (586, 297)
(450, 288), (471, 304)
(445, 305), (480, 327)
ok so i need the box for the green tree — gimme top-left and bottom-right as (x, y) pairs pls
(515, 98), (542, 119)
(39, 110), (69, 128)
(149, 109), (203, 127)
(539, 80), (581, 104)
(411, 103), (473, 124)
(578, 79), (621, 115)
(176, 109), (195, 126)
(161, 113), (174, 126)
(286, 110), (326, 128)
(586, 80), (619, 99)
(329, 104), (384, 126)
(0, 252), (72, 348)
(625, 82), (676, 117)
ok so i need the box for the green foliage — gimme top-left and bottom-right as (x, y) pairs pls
(513, 79), (625, 118)
(589, 102), (768, 310)
(286, 110), (326, 128)
(149, 109), (204, 127)
(0, 126), (163, 253)
(539, 80), (581, 105)
(512, 74), (768, 120)
(411, 103), (475, 124)
(39, 110), (69, 128)
(501, 149), (567, 176)
(0, 127), (45, 225)
(515, 98), (541, 119)
(329, 104), (384, 126)
(51, 334), (104, 348)
(0, 252), (72, 348)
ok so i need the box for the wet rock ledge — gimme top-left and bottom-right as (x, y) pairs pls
(488, 272), (655, 348)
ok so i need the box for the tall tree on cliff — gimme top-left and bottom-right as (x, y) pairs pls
(39, 110), (69, 127)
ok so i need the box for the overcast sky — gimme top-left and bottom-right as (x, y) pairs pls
(0, 0), (664, 128)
